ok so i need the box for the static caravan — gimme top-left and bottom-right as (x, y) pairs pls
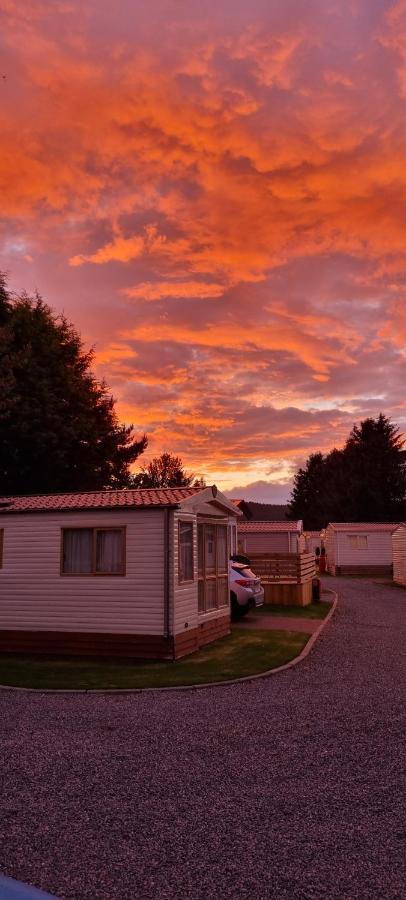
(324, 523), (396, 577)
(237, 520), (303, 555)
(392, 524), (406, 586)
(0, 485), (240, 660)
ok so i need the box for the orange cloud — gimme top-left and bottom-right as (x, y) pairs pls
(121, 319), (355, 378)
(2, 0), (406, 494)
(124, 280), (226, 300)
(70, 234), (145, 267)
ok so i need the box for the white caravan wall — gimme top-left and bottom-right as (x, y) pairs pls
(0, 509), (165, 634)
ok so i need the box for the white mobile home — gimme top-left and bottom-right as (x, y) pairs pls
(237, 520), (303, 555)
(0, 485), (240, 660)
(392, 524), (406, 586)
(324, 523), (396, 577)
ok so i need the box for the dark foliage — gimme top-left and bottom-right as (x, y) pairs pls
(0, 276), (147, 494)
(133, 451), (205, 489)
(288, 414), (406, 529)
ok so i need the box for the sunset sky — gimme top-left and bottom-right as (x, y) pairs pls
(1, 0), (406, 500)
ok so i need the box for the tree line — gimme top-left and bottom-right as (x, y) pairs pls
(288, 414), (406, 528)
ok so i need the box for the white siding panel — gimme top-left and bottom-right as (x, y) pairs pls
(244, 533), (290, 553)
(0, 510), (165, 634)
(325, 527), (393, 573)
(337, 531), (393, 566)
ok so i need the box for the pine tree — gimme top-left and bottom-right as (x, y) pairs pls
(0, 277), (147, 494)
(288, 415), (406, 528)
(343, 414), (406, 521)
(288, 452), (327, 529)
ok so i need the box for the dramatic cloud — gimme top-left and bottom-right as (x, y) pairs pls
(1, 0), (406, 496)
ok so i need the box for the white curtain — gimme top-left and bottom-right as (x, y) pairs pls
(205, 525), (216, 574)
(179, 522), (193, 581)
(96, 530), (123, 574)
(63, 529), (92, 574)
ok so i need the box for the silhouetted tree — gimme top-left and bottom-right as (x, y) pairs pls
(343, 414), (406, 522)
(0, 273), (11, 325)
(133, 452), (205, 489)
(0, 275), (147, 494)
(288, 452), (327, 530)
(288, 414), (406, 528)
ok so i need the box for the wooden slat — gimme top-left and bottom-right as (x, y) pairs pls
(247, 552), (315, 584)
(393, 526), (406, 585)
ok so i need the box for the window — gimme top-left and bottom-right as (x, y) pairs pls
(197, 523), (229, 613)
(347, 535), (368, 550)
(62, 528), (125, 575)
(179, 521), (194, 582)
(0, 529), (3, 568)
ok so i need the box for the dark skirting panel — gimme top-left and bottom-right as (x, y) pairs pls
(0, 616), (231, 661)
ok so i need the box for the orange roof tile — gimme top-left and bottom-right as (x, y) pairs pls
(0, 487), (203, 513)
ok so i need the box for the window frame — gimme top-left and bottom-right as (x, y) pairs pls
(61, 526), (126, 576)
(197, 520), (229, 615)
(178, 519), (195, 584)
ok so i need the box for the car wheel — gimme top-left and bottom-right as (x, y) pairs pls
(231, 592), (249, 620)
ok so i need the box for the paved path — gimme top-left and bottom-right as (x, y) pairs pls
(1, 578), (406, 900)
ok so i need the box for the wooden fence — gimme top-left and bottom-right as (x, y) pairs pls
(247, 552), (316, 584)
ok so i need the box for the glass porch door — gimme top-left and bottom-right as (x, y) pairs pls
(198, 522), (229, 613)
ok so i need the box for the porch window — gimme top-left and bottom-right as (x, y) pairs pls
(179, 520), (194, 582)
(62, 528), (125, 575)
(197, 523), (229, 613)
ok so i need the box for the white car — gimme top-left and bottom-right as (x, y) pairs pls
(229, 558), (264, 618)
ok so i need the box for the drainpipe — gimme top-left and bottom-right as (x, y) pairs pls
(163, 508), (170, 640)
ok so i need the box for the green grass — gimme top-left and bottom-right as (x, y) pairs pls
(0, 628), (309, 690)
(249, 600), (332, 620)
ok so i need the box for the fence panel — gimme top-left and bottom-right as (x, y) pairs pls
(247, 552), (316, 584)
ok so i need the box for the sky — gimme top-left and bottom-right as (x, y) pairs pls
(1, 0), (406, 501)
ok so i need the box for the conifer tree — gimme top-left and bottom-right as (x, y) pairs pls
(0, 276), (147, 494)
(288, 415), (406, 528)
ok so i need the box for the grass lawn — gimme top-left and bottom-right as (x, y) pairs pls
(250, 600), (333, 620)
(0, 628), (309, 690)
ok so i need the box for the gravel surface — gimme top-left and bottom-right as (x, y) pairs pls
(1, 578), (406, 900)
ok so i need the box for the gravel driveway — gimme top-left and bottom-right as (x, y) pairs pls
(1, 578), (406, 900)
